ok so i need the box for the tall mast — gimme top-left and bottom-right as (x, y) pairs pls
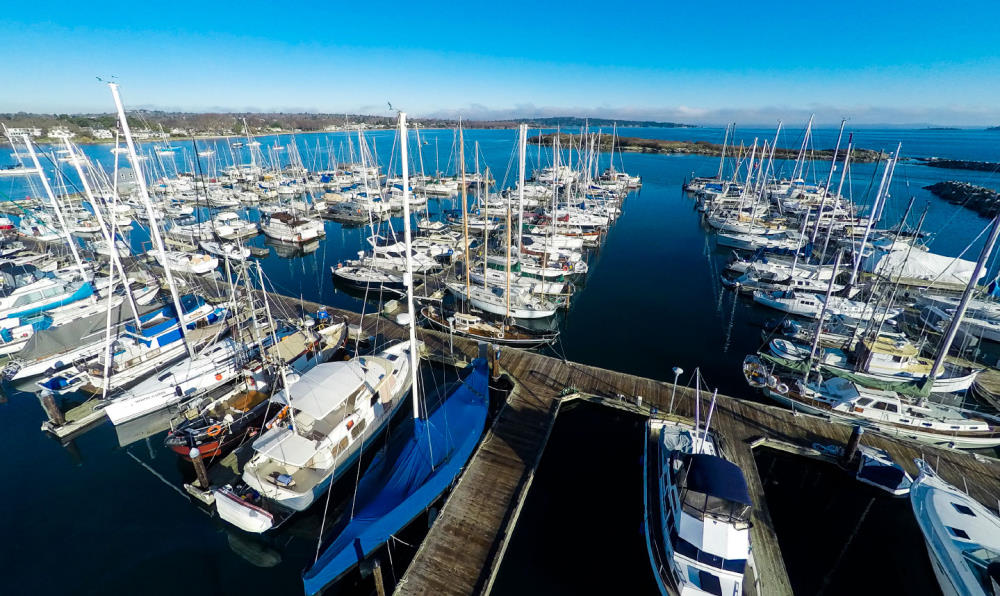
(517, 124), (527, 260)
(397, 112), (422, 420)
(811, 119), (846, 242)
(929, 215), (1000, 382)
(819, 137), (853, 264)
(482, 167), (490, 291)
(460, 125), (470, 306)
(62, 137), (141, 328)
(791, 114), (814, 182)
(717, 123), (731, 180)
(848, 153), (895, 288)
(505, 197), (512, 322)
(109, 82), (195, 358)
(21, 136), (87, 278)
(804, 250), (844, 385)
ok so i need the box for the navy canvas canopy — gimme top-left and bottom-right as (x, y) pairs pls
(685, 454), (752, 506)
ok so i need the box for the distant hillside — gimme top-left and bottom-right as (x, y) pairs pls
(988, 126), (1000, 131)
(511, 116), (692, 128)
(0, 111), (694, 142)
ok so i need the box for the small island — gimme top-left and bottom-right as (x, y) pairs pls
(530, 132), (887, 162)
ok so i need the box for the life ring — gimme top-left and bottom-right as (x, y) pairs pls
(206, 424), (223, 437)
(215, 373), (223, 381)
(775, 383), (789, 394)
(562, 263), (570, 271)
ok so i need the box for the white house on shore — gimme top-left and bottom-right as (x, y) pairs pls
(48, 127), (75, 139)
(5, 127), (43, 137)
(91, 128), (114, 139)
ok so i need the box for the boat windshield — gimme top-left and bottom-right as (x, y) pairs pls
(680, 488), (752, 529)
(961, 547), (1000, 592)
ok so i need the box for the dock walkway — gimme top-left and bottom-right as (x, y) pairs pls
(32, 269), (1000, 595)
(186, 281), (1000, 596)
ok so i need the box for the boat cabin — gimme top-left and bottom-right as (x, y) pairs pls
(858, 336), (931, 377)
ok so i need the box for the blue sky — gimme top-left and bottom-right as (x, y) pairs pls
(2, 0), (999, 125)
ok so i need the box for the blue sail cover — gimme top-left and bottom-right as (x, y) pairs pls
(302, 359), (489, 595)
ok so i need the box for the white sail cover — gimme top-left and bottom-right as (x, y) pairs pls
(865, 247), (982, 286)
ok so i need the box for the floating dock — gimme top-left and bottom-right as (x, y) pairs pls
(232, 288), (1000, 596)
(27, 272), (1000, 595)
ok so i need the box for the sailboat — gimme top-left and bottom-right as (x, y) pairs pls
(302, 112), (491, 595)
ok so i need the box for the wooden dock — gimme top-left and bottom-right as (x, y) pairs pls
(27, 270), (1000, 595)
(162, 281), (1000, 596)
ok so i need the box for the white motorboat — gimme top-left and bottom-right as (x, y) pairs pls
(910, 458), (1000, 596)
(644, 418), (753, 596)
(148, 249), (219, 275)
(200, 240), (251, 262)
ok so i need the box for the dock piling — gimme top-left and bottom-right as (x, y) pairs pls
(37, 390), (65, 426)
(842, 425), (864, 465)
(373, 560), (387, 596)
(189, 447), (210, 489)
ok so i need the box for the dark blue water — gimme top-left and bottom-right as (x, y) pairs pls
(0, 126), (995, 593)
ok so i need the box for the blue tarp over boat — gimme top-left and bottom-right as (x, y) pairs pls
(302, 358), (489, 595)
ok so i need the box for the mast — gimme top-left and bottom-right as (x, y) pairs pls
(21, 136), (87, 278)
(517, 124), (527, 260)
(717, 123), (731, 180)
(804, 250), (844, 385)
(811, 119), (846, 242)
(819, 137), (853, 264)
(482, 166), (490, 291)
(791, 114), (814, 182)
(505, 199), (512, 322)
(108, 82), (196, 358)
(848, 153), (895, 288)
(397, 112), (422, 420)
(460, 125), (470, 306)
(929, 215), (1000, 382)
(62, 137), (142, 328)
(874, 143), (902, 223)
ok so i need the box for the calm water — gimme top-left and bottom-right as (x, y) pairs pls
(1, 126), (996, 594)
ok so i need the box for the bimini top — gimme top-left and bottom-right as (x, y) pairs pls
(685, 453), (752, 507)
(284, 358), (384, 420)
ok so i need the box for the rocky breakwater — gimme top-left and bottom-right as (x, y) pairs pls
(913, 157), (1000, 172)
(924, 180), (1000, 217)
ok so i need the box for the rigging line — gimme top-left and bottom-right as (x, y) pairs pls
(124, 449), (197, 505)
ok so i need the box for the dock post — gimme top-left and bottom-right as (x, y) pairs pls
(842, 425), (864, 465)
(448, 316), (454, 354)
(189, 447), (211, 489)
(489, 344), (501, 380)
(37, 390), (65, 426)
(372, 559), (387, 596)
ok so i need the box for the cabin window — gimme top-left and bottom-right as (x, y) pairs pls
(950, 425), (961, 430)
(872, 402), (898, 413)
(697, 570), (723, 596)
(946, 526), (970, 540)
(856, 398), (873, 407)
(350, 418), (368, 439)
(923, 423), (933, 427)
(952, 503), (976, 517)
